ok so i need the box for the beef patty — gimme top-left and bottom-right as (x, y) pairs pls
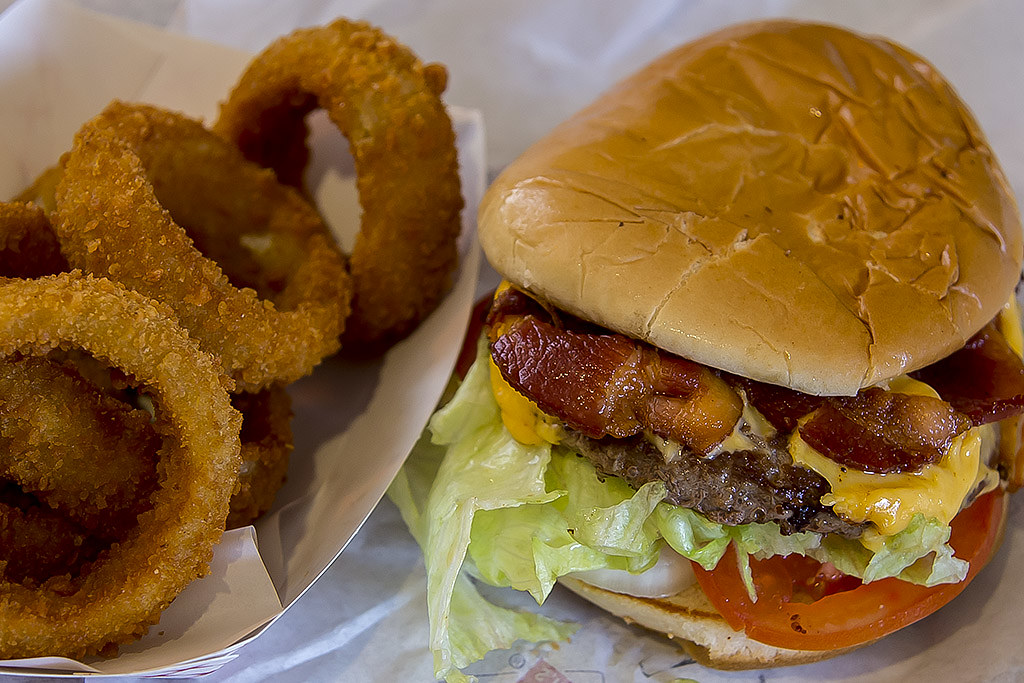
(560, 429), (865, 537)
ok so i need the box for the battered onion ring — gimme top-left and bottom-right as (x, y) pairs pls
(214, 18), (463, 348)
(0, 486), (100, 587)
(0, 355), (161, 539)
(228, 384), (294, 529)
(53, 102), (352, 391)
(12, 166), (62, 213)
(0, 273), (241, 659)
(0, 201), (67, 278)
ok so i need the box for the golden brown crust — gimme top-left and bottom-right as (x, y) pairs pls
(213, 18), (463, 349)
(0, 273), (241, 659)
(53, 102), (352, 391)
(558, 576), (867, 669)
(227, 384), (294, 529)
(479, 20), (1023, 395)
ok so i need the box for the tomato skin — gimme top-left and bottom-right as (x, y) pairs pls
(691, 488), (1006, 651)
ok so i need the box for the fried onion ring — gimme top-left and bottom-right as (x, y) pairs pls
(0, 201), (67, 278)
(0, 273), (241, 659)
(0, 485), (101, 587)
(214, 18), (463, 348)
(11, 166), (62, 214)
(0, 354), (161, 539)
(53, 102), (352, 391)
(228, 384), (294, 529)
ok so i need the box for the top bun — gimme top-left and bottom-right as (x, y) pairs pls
(478, 20), (1023, 395)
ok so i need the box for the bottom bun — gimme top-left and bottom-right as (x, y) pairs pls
(557, 576), (869, 669)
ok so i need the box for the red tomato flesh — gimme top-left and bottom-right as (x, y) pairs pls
(691, 488), (1006, 651)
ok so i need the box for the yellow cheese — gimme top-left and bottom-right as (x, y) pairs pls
(788, 376), (989, 536)
(790, 428), (982, 536)
(487, 281), (562, 445)
(713, 398), (777, 454)
(998, 295), (1024, 358)
(996, 295), (1024, 489)
(489, 358), (562, 445)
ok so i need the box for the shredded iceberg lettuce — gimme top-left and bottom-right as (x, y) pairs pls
(388, 346), (967, 682)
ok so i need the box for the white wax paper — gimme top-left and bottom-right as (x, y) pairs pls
(1, 0), (1021, 681)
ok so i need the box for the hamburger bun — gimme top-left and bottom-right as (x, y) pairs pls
(557, 576), (869, 669)
(478, 20), (1023, 396)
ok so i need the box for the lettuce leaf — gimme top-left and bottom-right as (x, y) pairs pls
(469, 503), (609, 602)
(817, 515), (967, 586)
(390, 343), (573, 681)
(389, 346), (966, 681)
(444, 572), (576, 683)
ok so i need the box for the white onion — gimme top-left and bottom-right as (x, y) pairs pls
(567, 545), (695, 598)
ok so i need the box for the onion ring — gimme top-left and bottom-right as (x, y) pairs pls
(0, 485), (101, 587)
(0, 201), (67, 278)
(0, 354), (161, 539)
(53, 102), (352, 391)
(11, 166), (62, 214)
(0, 272), (241, 659)
(228, 384), (294, 529)
(213, 18), (463, 348)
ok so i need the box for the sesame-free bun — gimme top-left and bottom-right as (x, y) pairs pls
(478, 20), (1023, 395)
(557, 576), (868, 669)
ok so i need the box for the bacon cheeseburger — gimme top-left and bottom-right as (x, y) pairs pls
(391, 20), (1024, 681)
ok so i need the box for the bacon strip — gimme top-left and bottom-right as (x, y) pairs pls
(489, 311), (742, 454)
(729, 374), (973, 474)
(486, 286), (551, 328)
(799, 388), (971, 474)
(728, 376), (824, 432)
(487, 286), (998, 474)
(911, 322), (1024, 425)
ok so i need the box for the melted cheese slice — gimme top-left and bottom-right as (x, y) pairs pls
(487, 281), (563, 445)
(999, 295), (1024, 357)
(489, 358), (561, 445)
(713, 398), (776, 454)
(789, 376), (989, 536)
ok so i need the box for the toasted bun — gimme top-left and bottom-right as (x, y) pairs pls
(479, 20), (1023, 395)
(557, 576), (867, 668)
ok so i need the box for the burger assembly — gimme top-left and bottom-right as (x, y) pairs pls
(390, 18), (1024, 681)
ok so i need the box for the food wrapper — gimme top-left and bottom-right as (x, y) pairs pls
(2, 0), (1024, 681)
(0, 0), (484, 676)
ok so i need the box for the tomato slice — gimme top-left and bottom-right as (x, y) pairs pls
(691, 487), (1006, 651)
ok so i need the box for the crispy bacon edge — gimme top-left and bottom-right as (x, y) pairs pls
(487, 288), (743, 454)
